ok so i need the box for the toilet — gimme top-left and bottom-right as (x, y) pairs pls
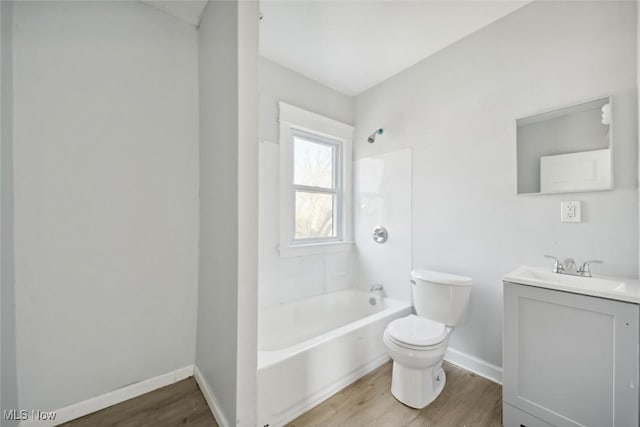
(383, 269), (472, 409)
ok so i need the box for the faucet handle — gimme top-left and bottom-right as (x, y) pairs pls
(544, 255), (565, 273)
(578, 260), (603, 277)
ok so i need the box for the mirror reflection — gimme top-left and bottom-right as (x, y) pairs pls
(516, 97), (612, 195)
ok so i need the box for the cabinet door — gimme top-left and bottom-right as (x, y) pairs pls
(503, 282), (639, 427)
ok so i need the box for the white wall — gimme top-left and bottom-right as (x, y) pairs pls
(236, 3), (259, 424)
(258, 57), (356, 307)
(1, 1), (18, 424)
(354, 0), (638, 370)
(196, 1), (259, 425)
(196, 1), (238, 423)
(12, 1), (199, 411)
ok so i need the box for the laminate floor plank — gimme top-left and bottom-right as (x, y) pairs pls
(57, 377), (217, 427)
(56, 362), (500, 427)
(288, 362), (502, 427)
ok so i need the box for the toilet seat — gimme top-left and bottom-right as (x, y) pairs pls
(384, 331), (448, 356)
(386, 315), (448, 348)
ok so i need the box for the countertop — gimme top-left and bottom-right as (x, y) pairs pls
(503, 265), (640, 304)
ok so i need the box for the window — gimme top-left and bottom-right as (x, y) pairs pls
(279, 102), (353, 257)
(293, 132), (340, 241)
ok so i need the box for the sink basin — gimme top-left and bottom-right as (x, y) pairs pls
(503, 266), (639, 303)
(508, 266), (626, 292)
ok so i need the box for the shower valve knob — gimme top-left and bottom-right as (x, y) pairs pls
(372, 226), (388, 244)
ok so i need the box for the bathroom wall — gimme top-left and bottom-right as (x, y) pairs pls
(196, 1), (238, 423)
(12, 1), (199, 411)
(1, 1), (18, 425)
(354, 0), (638, 374)
(196, 1), (259, 425)
(258, 57), (356, 307)
(235, 2), (259, 424)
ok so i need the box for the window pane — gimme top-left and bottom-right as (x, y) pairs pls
(294, 136), (334, 188)
(295, 191), (335, 239)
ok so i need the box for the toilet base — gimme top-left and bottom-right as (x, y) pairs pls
(390, 361), (446, 409)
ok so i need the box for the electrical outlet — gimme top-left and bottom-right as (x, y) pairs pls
(561, 201), (581, 223)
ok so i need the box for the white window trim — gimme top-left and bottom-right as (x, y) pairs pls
(279, 102), (354, 258)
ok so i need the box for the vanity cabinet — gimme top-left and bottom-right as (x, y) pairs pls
(503, 282), (639, 427)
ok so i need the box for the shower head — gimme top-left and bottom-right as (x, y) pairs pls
(367, 128), (384, 143)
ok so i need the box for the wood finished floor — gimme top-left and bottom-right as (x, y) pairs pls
(57, 362), (500, 427)
(57, 378), (217, 427)
(288, 361), (502, 427)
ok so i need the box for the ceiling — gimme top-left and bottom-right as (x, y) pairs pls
(140, 0), (208, 27)
(260, 1), (530, 95)
(139, 1), (530, 96)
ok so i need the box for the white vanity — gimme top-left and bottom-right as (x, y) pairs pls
(503, 266), (640, 427)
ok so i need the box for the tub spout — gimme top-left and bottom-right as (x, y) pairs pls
(370, 284), (384, 295)
(369, 284), (384, 306)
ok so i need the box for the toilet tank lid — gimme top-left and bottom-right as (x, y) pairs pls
(412, 269), (472, 286)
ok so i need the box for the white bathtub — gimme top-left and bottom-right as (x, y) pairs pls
(257, 289), (412, 427)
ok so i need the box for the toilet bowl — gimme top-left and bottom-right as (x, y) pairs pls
(384, 270), (472, 409)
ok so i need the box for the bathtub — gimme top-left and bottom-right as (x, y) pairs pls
(257, 289), (412, 427)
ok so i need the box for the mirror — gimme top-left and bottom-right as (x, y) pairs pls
(516, 97), (612, 195)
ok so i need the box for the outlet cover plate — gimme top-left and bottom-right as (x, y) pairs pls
(561, 201), (581, 222)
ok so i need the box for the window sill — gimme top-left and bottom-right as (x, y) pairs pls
(279, 241), (354, 258)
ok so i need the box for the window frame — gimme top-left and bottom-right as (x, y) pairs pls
(279, 102), (354, 257)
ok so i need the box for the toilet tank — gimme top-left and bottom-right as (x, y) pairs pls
(411, 269), (472, 326)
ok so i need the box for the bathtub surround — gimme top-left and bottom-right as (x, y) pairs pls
(196, 1), (259, 426)
(354, 149), (412, 303)
(258, 58), (356, 307)
(1, 1), (18, 425)
(11, 0), (199, 415)
(354, 0), (638, 377)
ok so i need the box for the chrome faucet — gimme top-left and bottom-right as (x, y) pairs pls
(370, 284), (384, 295)
(545, 255), (603, 277)
(544, 255), (565, 273)
(563, 258), (577, 275)
(577, 260), (604, 278)
(369, 284), (384, 306)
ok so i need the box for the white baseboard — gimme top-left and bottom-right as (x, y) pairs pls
(273, 354), (391, 427)
(193, 365), (231, 427)
(444, 347), (502, 384)
(18, 365), (194, 427)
